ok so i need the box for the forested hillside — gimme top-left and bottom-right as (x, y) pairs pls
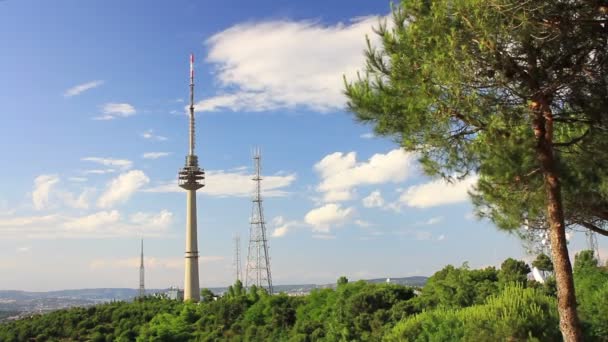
(1, 252), (606, 341)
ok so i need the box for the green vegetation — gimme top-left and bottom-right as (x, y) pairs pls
(344, 0), (608, 339)
(1, 253), (606, 341)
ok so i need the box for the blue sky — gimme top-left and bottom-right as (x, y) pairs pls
(0, 0), (604, 291)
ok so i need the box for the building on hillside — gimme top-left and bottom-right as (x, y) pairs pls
(166, 286), (184, 301)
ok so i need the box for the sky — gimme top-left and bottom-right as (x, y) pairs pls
(0, 0), (605, 291)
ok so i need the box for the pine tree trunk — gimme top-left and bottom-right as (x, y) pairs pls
(532, 98), (583, 342)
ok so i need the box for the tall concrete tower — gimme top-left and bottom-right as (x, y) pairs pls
(139, 239), (145, 298)
(178, 54), (205, 302)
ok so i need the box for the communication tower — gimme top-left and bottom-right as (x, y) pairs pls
(139, 238), (145, 298)
(245, 148), (274, 294)
(178, 54), (205, 302)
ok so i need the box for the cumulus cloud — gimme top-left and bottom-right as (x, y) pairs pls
(64, 80), (104, 97)
(304, 203), (355, 233)
(64, 210), (120, 230)
(315, 149), (415, 202)
(142, 152), (170, 159)
(84, 169), (116, 175)
(270, 216), (300, 238)
(59, 188), (95, 210)
(93, 103), (136, 120)
(397, 175), (478, 209)
(362, 190), (384, 208)
(145, 169), (295, 198)
(97, 170), (150, 208)
(82, 157), (132, 170)
(32, 175), (60, 210)
(141, 129), (168, 141)
(0, 209), (173, 239)
(198, 16), (384, 112)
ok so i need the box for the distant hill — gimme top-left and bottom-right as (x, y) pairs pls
(0, 276), (428, 316)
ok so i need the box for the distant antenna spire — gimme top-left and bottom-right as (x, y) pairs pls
(139, 239), (145, 298)
(234, 234), (242, 282)
(189, 53), (196, 156)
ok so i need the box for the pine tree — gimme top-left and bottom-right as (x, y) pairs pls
(345, 1), (607, 340)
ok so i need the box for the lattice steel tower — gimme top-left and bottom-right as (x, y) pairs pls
(178, 54), (205, 302)
(586, 231), (601, 261)
(139, 238), (145, 298)
(245, 148), (273, 294)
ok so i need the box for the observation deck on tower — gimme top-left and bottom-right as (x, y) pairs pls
(178, 155), (205, 190)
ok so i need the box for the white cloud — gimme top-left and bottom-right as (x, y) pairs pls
(397, 175), (478, 208)
(68, 177), (88, 182)
(64, 80), (104, 97)
(59, 188), (95, 210)
(97, 170), (150, 208)
(32, 175), (95, 210)
(437, 234), (446, 241)
(82, 157), (132, 170)
(424, 216), (443, 225)
(315, 149), (415, 202)
(354, 219), (372, 228)
(142, 152), (170, 159)
(198, 16), (384, 112)
(360, 133), (374, 139)
(0, 209), (173, 239)
(93, 103), (136, 120)
(32, 175), (60, 210)
(304, 203), (355, 233)
(270, 216), (300, 238)
(141, 129), (168, 141)
(145, 169), (296, 198)
(64, 210), (120, 230)
(362, 190), (384, 208)
(83, 169), (116, 175)
(17, 246), (31, 253)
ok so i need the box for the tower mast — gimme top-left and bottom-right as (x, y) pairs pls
(234, 234), (242, 282)
(178, 54), (205, 302)
(245, 148), (273, 294)
(139, 238), (145, 298)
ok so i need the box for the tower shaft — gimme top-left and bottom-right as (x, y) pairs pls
(178, 54), (205, 302)
(184, 189), (200, 301)
(245, 148), (273, 294)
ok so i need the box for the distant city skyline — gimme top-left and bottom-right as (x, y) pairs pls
(0, 0), (604, 291)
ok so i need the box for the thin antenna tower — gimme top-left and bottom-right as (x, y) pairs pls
(139, 239), (145, 298)
(245, 148), (274, 294)
(234, 234), (242, 282)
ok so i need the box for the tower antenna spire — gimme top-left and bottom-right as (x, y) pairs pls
(178, 54), (205, 302)
(139, 238), (145, 298)
(189, 53), (195, 156)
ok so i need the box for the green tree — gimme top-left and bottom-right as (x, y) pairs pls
(532, 253), (554, 275)
(499, 258), (531, 287)
(201, 288), (215, 302)
(337, 276), (349, 286)
(345, 1), (608, 339)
